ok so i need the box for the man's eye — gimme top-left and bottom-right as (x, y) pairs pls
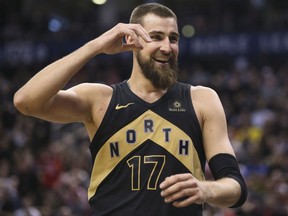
(151, 35), (161, 40)
(170, 37), (178, 43)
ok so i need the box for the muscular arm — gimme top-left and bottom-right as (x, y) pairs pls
(13, 23), (151, 124)
(191, 86), (243, 206)
(13, 43), (101, 123)
(197, 87), (234, 155)
(160, 86), (246, 208)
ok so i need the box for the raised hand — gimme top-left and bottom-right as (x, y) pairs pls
(94, 23), (152, 55)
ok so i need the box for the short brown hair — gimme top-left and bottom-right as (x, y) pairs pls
(129, 3), (177, 25)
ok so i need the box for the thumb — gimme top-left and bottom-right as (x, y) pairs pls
(121, 43), (143, 52)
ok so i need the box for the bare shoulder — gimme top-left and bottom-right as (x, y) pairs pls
(189, 85), (224, 127)
(70, 82), (113, 97)
(190, 85), (220, 105)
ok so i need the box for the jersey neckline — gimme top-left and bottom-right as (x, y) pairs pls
(123, 80), (175, 108)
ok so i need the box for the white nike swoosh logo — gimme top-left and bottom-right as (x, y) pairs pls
(115, 102), (134, 110)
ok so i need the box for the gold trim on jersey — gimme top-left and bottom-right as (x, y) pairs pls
(88, 110), (204, 199)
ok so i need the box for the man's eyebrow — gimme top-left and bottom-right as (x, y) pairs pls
(149, 30), (179, 37)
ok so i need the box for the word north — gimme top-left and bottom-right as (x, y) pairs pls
(109, 119), (190, 158)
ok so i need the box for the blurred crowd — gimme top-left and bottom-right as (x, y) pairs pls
(181, 58), (288, 215)
(1, 0), (288, 215)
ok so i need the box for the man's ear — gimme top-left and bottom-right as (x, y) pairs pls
(125, 35), (132, 44)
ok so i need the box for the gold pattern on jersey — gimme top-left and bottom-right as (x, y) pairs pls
(88, 109), (204, 199)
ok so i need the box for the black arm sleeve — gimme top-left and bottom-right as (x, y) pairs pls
(208, 153), (248, 208)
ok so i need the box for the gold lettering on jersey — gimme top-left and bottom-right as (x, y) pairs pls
(88, 110), (204, 199)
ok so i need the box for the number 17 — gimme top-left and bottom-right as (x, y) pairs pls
(126, 155), (166, 191)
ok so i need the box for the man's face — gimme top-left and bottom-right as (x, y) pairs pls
(136, 13), (180, 89)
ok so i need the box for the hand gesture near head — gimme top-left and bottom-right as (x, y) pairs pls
(94, 23), (152, 55)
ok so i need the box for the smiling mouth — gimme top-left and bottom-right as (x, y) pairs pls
(153, 58), (169, 64)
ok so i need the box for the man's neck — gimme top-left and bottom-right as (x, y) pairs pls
(127, 76), (168, 103)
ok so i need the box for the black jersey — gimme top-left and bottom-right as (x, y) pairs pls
(88, 81), (206, 216)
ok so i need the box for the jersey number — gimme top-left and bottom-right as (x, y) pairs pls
(126, 155), (166, 191)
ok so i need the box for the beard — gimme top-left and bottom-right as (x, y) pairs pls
(136, 51), (179, 89)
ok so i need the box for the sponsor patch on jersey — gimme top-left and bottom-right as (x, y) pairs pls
(168, 100), (186, 112)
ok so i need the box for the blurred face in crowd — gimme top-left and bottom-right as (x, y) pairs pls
(135, 13), (180, 89)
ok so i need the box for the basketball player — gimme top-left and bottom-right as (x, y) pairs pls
(14, 3), (247, 215)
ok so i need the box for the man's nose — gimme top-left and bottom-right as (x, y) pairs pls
(160, 38), (172, 54)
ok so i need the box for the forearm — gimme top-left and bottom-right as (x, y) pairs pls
(203, 178), (241, 208)
(207, 153), (248, 208)
(13, 39), (101, 115)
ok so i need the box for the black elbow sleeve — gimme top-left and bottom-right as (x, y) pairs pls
(208, 153), (248, 208)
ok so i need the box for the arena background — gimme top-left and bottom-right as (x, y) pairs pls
(1, 0), (287, 215)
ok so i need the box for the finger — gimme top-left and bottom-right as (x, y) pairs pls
(129, 24), (151, 42)
(125, 30), (142, 48)
(161, 179), (199, 200)
(161, 180), (187, 197)
(173, 194), (203, 208)
(161, 178), (199, 206)
(118, 24), (151, 50)
(162, 187), (193, 203)
(160, 173), (193, 189)
(121, 43), (143, 52)
(112, 23), (145, 48)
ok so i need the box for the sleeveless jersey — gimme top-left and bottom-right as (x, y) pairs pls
(88, 81), (206, 216)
